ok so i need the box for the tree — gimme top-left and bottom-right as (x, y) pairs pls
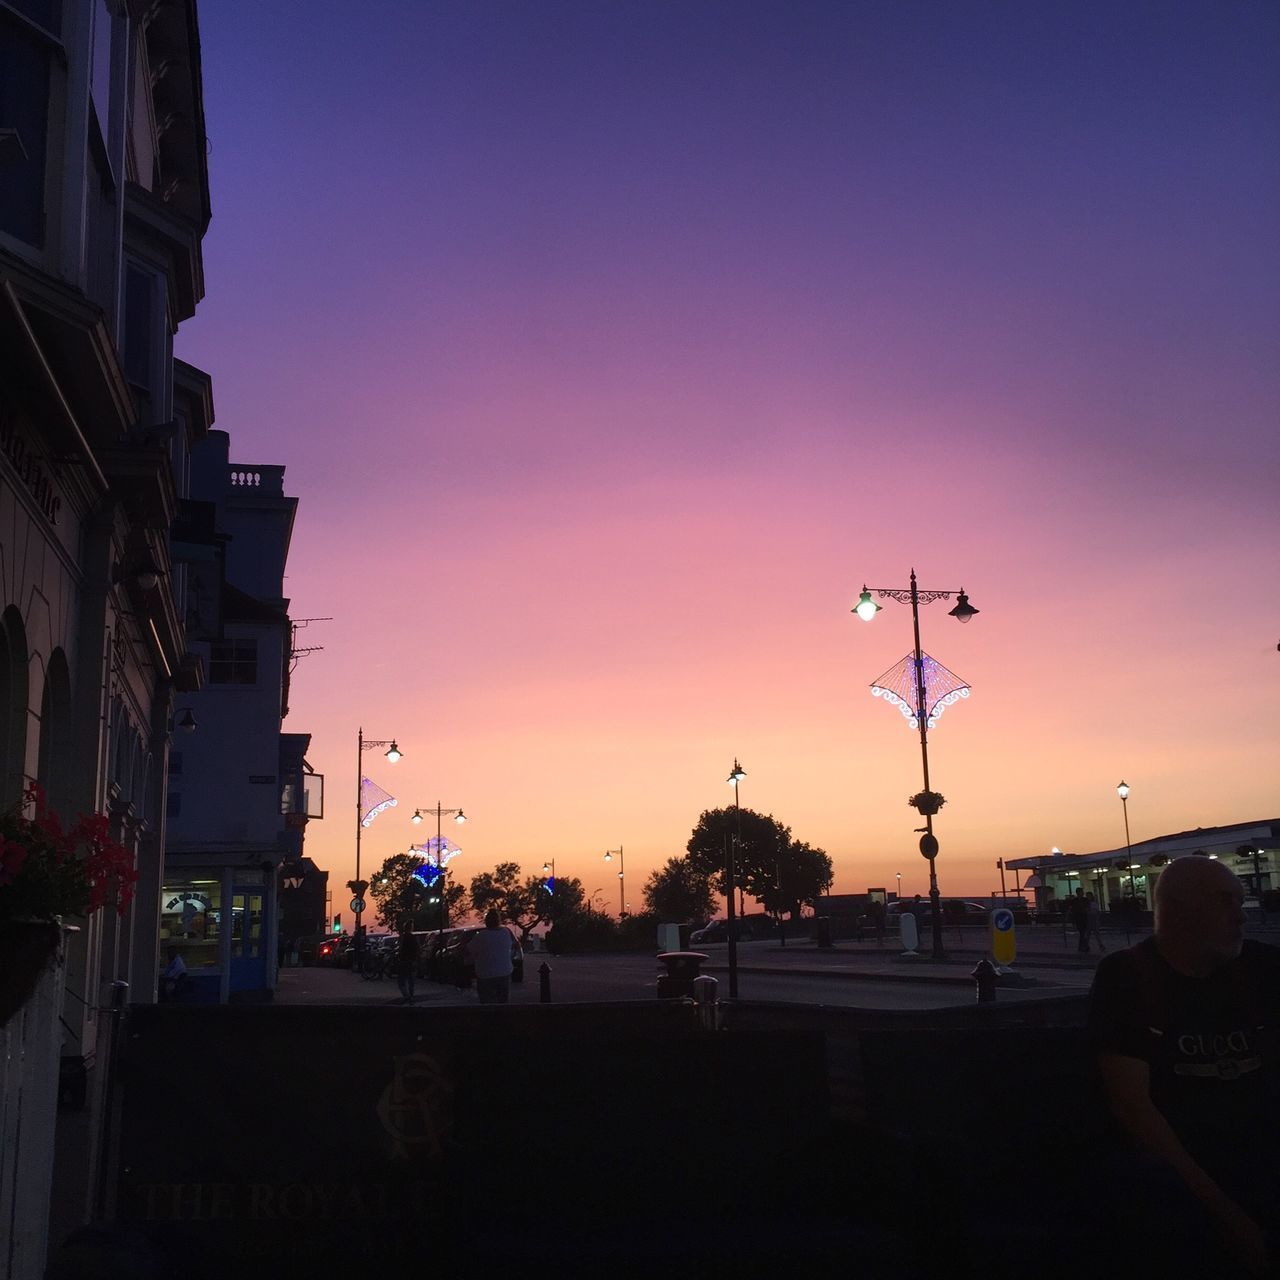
(686, 808), (833, 919)
(754, 840), (834, 918)
(369, 853), (466, 931)
(368, 854), (421, 929)
(643, 857), (715, 923)
(686, 807), (791, 898)
(468, 862), (586, 944)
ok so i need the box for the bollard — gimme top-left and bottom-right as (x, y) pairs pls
(691, 974), (719, 1031)
(971, 958), (997, 1004)
(538, 960), (552, 1004)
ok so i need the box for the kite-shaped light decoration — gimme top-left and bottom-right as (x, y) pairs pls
(359, 776), (398, 828)
(870, 651), (971, 731)
(410, 836), (462, 867)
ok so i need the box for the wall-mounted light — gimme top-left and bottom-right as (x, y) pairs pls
(176, 709), (197, 733)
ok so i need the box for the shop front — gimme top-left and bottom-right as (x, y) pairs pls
(161, 867), (276, 1002)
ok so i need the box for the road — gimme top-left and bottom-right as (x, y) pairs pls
(276, 946), (1090, 1010)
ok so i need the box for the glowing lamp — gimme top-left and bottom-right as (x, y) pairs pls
(454, 810), (467, 824)
(411, 809), (424, 824)
(1116, 781), (1130, 800)
(385, 742), (402, 763)
(854, 588), (881, 622)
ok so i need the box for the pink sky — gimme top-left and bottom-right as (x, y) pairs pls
(178, 1), (1279, 913)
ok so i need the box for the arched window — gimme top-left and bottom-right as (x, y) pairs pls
(36, 648), (72, 817)
(0, 607), (30, 807)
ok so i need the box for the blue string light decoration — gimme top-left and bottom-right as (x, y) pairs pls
(870, 651), (971, 730)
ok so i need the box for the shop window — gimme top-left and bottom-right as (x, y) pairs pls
(208, 638), (257, 685)
(160, 877), (221, 971)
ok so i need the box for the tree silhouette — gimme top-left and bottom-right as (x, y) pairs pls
(468, 861), (585, 943)
(643, 857), (715, 922)
(368, 852), (464, 930)
(686, 808), (832, 917)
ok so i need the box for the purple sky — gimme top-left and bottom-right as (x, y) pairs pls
(179, 1), (1279, 904)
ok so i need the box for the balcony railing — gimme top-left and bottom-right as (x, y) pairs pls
(228, 464), (285, 496)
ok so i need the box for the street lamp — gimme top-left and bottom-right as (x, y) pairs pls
(855, 570), (979, 961)
(1116, 781), (1136, 902)
(604, 848), (625, 916)
(724, 758), (745, 997)
(896, 871), (902, 902)
(411, 803), (467, 939)
(356, 728), (402, 935)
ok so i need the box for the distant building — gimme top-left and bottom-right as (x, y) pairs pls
(1007, 820), (1278, 913)
(163, 431), (323, 1001)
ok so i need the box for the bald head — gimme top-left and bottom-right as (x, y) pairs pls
(1154, 855), (1246, 971)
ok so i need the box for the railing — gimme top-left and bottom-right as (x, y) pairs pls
(228, 465), (285, 495)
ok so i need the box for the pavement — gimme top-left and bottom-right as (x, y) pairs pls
(275, 920), (1280, 1006)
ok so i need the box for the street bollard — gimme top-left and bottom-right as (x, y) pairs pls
(691, 973), (719, 1031)
(538, 960), (552, 1004)
(971, 958), (997, 1004)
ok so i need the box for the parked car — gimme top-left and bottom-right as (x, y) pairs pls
(295, 935), (326, 966)
(433, 927), (524, 986)
(412, 929), (461, 979)
(689, 919), (755, 944)
(314, 934), (348, 965)
(887, 899), (992, 924)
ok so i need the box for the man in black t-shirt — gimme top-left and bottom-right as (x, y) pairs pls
(1089, 855), (1280, 1276)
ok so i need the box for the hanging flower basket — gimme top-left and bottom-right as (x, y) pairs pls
(908, 790), (947, 816)
(0, 919), (61, 1027)
(0, 784), (136, 1027)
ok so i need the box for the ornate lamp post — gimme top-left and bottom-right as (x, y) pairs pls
(1116, 781), (1136, 901)
(604, 848), (625, 916)
(355, 728), (401, 935)
(724, 759), (746, 997)
(411, 803), (467, 937)
(854, 570), (978, 960)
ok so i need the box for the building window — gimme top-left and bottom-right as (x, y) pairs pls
(161, 877), (221, 972)
(208, 638), (257, 685)
(0, 3), (57, 248)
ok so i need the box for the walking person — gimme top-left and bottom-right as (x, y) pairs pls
(467, 909), (515, 1004)
(1085, 892), (1106, 953)
(395, 924), (418, 1003)
(1070, 888), (1090, 953)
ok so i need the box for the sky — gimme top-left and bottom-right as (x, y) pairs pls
(177, 0), (1279, 915)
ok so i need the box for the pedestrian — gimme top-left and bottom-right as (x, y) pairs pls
(1088, 855), (1280, 1276)
(1070, 888), (1089, 952)
(870, 898), (886, 947)
(1085, 893), (1106, 953)
(159, 946), (187, 1001)
(467, 909), (515, 1004)
(395, 925), (418, 1003)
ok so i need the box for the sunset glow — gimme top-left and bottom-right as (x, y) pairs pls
(178, 1), (1279, 912)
